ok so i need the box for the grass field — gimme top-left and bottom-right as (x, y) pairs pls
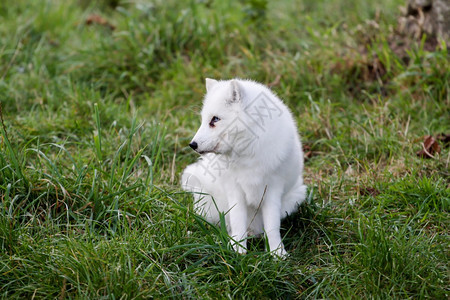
(0, 0), (449, 298)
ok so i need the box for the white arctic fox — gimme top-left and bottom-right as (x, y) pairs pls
(181, 78), (307, 257)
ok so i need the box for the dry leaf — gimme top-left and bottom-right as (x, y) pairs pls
(86, 14), (116, 30)
(303, 144), (319, 161)
(416, 135), (441, 158)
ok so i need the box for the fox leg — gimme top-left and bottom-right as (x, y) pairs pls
(262, 187), (287, 258)
(226, 188), (248, 254)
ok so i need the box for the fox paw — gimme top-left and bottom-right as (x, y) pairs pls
(272, 246), (288, 259)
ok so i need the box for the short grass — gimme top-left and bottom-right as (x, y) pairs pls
(0, 0), (449, 298)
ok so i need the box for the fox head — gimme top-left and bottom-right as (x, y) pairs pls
(189, 78), (259, 156)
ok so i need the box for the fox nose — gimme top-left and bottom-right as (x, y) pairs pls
(189, 141), (198, 150)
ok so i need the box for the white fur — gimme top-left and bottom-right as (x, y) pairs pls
(181, 78), (307, 257)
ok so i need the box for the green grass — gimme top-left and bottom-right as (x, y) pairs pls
(0, 0), (448, 298)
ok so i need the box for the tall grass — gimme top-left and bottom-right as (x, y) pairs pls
(0, 0), (448, 298)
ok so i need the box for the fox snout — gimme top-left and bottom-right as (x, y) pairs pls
(189, 141), (198, 151)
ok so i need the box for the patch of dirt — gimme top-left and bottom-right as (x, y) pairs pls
(359, 187), (381, 197)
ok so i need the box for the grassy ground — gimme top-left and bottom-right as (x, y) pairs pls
(0, 0), (448, 298)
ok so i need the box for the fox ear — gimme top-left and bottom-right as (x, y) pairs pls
(205, 78), (218, 92)
(229, 79), (242, 104)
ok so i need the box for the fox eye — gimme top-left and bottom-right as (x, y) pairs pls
(209, 116), (220, 127)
